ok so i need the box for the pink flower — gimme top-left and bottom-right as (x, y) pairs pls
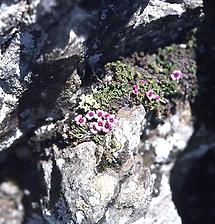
(133, 84), (139, 95)
(170, 70), (183, 81)
(146, 89), (155, 100)
(103, 112), (110, 120)
(140, 79), (146, 85)
(95, 109), (105, 119)
(86, 110), (95, 120)
(89, 122), (98, 134)
(153, 95), (160, 101)
(74, 114), (86, 126)
(146, 90), (161, 101)
(95, 119), (104, 132)
(133, 88), (139, 95)
(102, 121), (112, 133)
(108, 114), (118, 126)
(133, 84), (139, 90)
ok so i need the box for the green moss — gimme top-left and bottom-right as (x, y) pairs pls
(93, 60), (181, 115)
(94, 61), (135, 112)
(92, 134), (106, 146)
(93, 31), (198, 114)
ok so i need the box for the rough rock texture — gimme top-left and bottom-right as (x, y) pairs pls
(141, 102), (194, 164)
(38, 106), (153, 224)
(136, 101), (194, 224)
(141, 164), (181, 224)
(0, 181), (24, 224)
(0, 0), (205, 223)
(113, 105), (146, 157)
(0, 0), (82, 151)
(86, 0), (203, 65)
(170, 1), (215, 224)
(0, 0), (203, 148)
(193, 0), (215, 128)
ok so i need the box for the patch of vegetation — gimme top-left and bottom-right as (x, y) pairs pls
(93, 60), (187, 115)
(67, 28), (198, 147)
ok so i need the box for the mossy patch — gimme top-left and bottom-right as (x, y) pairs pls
(93, 28), (198, 116)
(67, 27), (198, 150)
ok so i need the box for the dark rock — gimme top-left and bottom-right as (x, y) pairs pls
(171, 1), (215, 223)
(170, 128), (215, 224)
(193, 0), (215, 129)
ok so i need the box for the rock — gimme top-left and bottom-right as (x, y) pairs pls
(141, 101), (194, 163)
(0, 181), (24, 224)
(0, 0), (205, 223)
(86, 0), (203, 65)
(142, 164), (182, 224)
(0, 0), (203, 150)
(132, 101), (193, 224)
(36, 105), (152, 223)
(0, 0), (82, 150)
(102, 155), (153, 224)
(170, 127), (215, 224)
(113, 105), (146, 157)
(40, 141), (153, 224)
(170, 1), (215, 222)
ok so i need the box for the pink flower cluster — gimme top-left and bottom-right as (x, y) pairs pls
(146, 89), (160, 101)
(132, 79), (161, 102)
(74, 110), (118, 134)
(132, 69), (184, 104)
(133, 80), (146, 95)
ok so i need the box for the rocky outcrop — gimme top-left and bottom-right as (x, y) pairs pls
(170, 128), (215, 224)
(0, 0), (204, 223)
(170, 1), (215, 223)
(32, 105), (153, 224)
(0, 0), (82, 150)
(0, 0), (203, 149)
(139, 101), (194, 224)
(41, 143), (152, 224)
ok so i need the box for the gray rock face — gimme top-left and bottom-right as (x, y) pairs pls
(170, 1), (215, 223)
(0, 0), (82, 150)
(136, 102), (194, 224)
(38, 105), (153, 224)
(0, 181), (24, 224)
(87, 0), (203, 64)
(142, 164), (182, 224)
(142, 102), (194, 163)
(0, 0), (204, 223)
(113, 105), (146, 157)
(0, 0), (203, 149)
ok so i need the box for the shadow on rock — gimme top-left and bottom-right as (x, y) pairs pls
(0, 141), (47, 223)
(170, 1), (215, 224)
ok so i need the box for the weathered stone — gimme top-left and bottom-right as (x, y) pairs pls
(37, 105), (153, 223)
(142, 164), (181, 224)
(0, 181), (24, 224)
(141, 102), (193, 163)
(102, 155), (153, 224)
(0, 0), (83, 151)
(170, 127), (215, 224)
(0, 0), (203, 151)
(0, 0), (205, 223)
(131, 101), (194, 224)
(40, 141), (153, 224)
(113, 105), (146, 157)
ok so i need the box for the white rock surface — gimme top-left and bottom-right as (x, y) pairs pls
(141, 164), (182, 224)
